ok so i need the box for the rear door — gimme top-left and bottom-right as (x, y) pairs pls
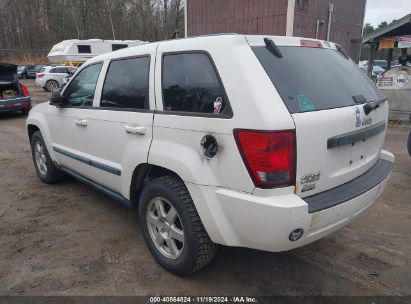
(251, 38), (388, 197)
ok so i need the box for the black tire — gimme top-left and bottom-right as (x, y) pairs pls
(30, 131), (64, 183)
(21, 108), (30, 115)
(139, 175), (217, 275)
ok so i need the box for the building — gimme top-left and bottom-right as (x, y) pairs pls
(185, 0), (366, 62)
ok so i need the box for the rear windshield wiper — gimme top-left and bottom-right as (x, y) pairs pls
(264, 38), (283, 58)
(363, 97), (388, 115)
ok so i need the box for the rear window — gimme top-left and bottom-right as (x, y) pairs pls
(252, 46), (384, 113)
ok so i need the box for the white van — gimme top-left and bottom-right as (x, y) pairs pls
(27, 34), (394, 275)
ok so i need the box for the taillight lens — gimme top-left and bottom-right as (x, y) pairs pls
(234, 130), (296, 188)
(37, 73), (44, 78)
(20, 83), (29, 96)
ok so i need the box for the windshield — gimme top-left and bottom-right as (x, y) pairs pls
(252, 46), (384, 113)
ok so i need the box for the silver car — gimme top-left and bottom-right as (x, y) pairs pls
(35, 66), (77, 92)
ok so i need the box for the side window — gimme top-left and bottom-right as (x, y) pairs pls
(78, 45), (91, 53)
(112, 44), (128, 51)
(100, 57), (150, 110)
(162, 53), (227, 114)
(63, 63), (103, 107)
(53, 67), (66, 74)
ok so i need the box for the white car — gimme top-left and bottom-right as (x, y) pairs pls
(26, 35), (394, 275)
(35, 66), (76, 92)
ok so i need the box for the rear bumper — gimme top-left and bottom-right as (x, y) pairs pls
(35, 78), (45, 87)
(0, 97), (31, 112)
(187, 150), (394, 252)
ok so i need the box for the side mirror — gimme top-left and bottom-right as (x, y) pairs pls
(49, 90), (64, 107)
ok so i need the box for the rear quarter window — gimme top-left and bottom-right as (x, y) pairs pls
(252, 46), (384, 113)
(162, 52), (231, 116)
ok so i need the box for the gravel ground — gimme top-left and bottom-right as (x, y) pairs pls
(0, 80), (410, 296)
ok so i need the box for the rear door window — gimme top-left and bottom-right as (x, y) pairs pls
(162, 52), (229, 115)
(252, 46), (384, 113)
(100, 56), (150, 110)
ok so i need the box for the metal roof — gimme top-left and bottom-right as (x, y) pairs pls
(363, 14), (411, 44)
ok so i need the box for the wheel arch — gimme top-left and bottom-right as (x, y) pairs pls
(27, 124), (40, 142)
(26, 112), (56, 161)
(129, 163), (181, 207)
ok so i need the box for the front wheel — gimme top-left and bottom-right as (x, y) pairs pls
(30, 131), (64, 183)
(139, 176), (217, 275)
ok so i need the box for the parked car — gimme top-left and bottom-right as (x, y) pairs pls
(360, 65), (385, 81)
(27, 35), (394, 275)
(360, 60), (395, 72)
(1, 63), (31, 115)
(17, 65), (36, 79)
(35, 65), (76, 91)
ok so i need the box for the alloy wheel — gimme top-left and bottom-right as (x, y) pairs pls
(34, 141), (47, 176)
(146, 197), (185, 259)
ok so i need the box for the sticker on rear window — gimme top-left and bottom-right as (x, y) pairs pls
(297, 94), (316, 112)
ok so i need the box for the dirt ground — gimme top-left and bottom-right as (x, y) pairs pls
(0, 80), (410, 296)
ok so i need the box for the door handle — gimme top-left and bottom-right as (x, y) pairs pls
(124, 125), (146, 135)
(74, 119), (88, 127)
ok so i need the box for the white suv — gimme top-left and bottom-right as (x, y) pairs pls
(35, 66), (76, 91)
(26, 35), (394, 275)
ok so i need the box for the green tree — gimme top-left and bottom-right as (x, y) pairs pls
(363, 23), (375, 35)
(377, 21), (388, 30)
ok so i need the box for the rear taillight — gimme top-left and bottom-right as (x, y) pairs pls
(300, 39), (323, 48)
(234, 130), (296, 188)
(20, 83), (29, 96)
(37, 73), (44, 78)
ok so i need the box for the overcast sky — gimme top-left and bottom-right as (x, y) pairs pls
(364, 0), (411, 27)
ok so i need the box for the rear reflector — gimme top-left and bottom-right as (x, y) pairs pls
(300, 40), (323, 48)
(20, 83), (29, 96)
(234, 130), (296, 188)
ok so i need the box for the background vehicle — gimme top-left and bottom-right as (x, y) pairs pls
(0, 63), (31, 115)
(35, 65), (77, 91)
(47, 39), (147, 64)
(17, 65), (36, 79)
(27, 35), (394, 275)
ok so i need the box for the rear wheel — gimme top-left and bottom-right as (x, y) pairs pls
(30, 131), (64, 183)
(139, 175), (217, 275)
(45, 80), (59, 92)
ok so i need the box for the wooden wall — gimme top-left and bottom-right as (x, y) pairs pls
(187, 0), (289, 36)
(293, 0), (366, 62)
(186, 0), (366, 61)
